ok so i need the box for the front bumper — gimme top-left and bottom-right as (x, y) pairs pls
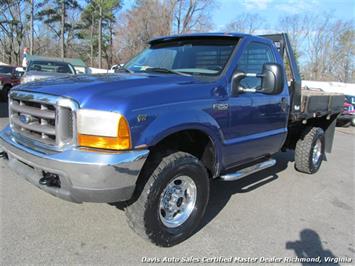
(0, 126), (149, 203)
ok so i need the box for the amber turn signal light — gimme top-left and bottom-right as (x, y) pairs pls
(78, 116), (131, 150)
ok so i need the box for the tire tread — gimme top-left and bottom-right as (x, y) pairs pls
(125, 151), (207, 246)
(295, 127), (324, 174)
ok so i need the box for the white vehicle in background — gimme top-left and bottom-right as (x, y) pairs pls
(21, 60), (76, 84)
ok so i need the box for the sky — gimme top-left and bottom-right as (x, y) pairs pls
(213, 0), (354, 31)
(122, 0), (354, 31)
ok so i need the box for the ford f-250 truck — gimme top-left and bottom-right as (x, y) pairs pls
(0, 33), (344, 247)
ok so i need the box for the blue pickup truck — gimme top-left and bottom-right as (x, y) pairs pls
(0, 33), (343, 246)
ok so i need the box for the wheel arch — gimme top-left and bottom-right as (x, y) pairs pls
(147, 127), (221, 178)
(127, 127), (220, 209)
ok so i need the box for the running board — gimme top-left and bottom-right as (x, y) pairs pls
(220, 159), (276, 181)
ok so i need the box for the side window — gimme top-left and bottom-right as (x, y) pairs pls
(237, 42), (276, 89)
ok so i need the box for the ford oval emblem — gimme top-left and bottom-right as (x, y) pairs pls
(19, 114), (31, 124)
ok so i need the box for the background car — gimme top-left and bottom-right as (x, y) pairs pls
(21, 60), (77, 83)
(337, 101), (355, 127)
(345, 95), (355, 107)
(0, 65), (21, 101)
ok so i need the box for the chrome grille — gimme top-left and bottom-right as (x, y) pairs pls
(9, 91), (77, 150)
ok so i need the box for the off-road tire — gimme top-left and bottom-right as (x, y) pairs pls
(125, 151), (209, 247)
(295, 127), (325, 174)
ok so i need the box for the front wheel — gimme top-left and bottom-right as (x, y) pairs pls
(125, 151), (209, 247)
(295, 127), (325, 174)
(351, 117), (355, 127)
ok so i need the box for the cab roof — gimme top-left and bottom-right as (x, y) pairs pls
(149, 32), (272, 45)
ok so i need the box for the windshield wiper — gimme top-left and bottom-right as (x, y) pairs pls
(143, 67), (191, 76)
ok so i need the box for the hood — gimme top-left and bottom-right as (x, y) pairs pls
(13, 73), (206, 111)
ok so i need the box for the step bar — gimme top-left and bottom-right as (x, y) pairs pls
(220, 159), (276, 181)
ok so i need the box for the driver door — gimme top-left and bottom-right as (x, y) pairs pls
(223, 41), (288, 167)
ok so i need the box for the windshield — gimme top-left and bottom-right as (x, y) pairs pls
(125, 39), (238, 76)
(28, 61), (75, 74)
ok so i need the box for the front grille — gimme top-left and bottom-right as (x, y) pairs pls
(9, 91), (77, 149)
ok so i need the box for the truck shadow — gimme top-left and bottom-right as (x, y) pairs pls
(0, 102), (8, 118)
(286, 229), (340, 265)
(197, 150), (294, 232)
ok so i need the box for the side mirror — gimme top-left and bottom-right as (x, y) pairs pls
(260, 63), (284, 94)
(231, 63), (284, 96)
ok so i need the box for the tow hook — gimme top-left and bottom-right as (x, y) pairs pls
(39, 172), (61, 188)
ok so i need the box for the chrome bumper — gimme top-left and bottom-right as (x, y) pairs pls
(0, 125), (149, 203)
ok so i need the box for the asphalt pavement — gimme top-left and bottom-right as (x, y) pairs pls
(0, 101), (354, 265)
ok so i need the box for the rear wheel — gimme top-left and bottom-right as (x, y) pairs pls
(125, 151), (209, 247)
(351, 117), (355, 127)
(295, 127), (325, 174)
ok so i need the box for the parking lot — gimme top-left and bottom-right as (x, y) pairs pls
(0, 101), (354, 265)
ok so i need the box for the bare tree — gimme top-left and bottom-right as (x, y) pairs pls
(0, 0), (353, 82)
(173, 0), (215, 34)
(224, 13), (266, 34)
(295, 14), (355, 82)
(29, 0), (34, 54)
(113, 0), (215, 64)
(278, 14), (311, 62)
(327, 20), (354, 82)
(114, 0), (173, 62)
(98, 3), (102, 67)
(0, 0), (28, 65)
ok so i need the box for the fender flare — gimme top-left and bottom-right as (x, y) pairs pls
(136, 110), (224, 176)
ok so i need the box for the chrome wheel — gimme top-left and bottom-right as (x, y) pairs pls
(159, 175), (197, 228)
(312, 139), (322, 166)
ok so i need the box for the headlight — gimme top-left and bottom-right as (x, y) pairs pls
(77, 109), (131, 150)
